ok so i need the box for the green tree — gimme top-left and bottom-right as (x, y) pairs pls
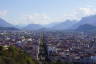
(0, 46), (37, 64)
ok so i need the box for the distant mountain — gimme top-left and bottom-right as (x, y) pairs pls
(0, 18), (13, 27)
(1, 14), (95, 31)
(23, 24), (43, 31)
(45, 15), (96, 31)
(76, 24), (96, 31)
(0, 27), (19, 30)
(79, 15), (96, 26)
(15, 24), (27, 29)
(0, 18), (19, 30)
(72, 15), (96, 29)
(47, 20), (77, 30)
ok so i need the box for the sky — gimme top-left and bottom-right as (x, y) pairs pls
(0, 0), (96, 25)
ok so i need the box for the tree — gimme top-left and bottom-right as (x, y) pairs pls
(0, 46), (37, 64)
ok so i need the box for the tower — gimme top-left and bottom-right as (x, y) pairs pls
(37, 33), (49, 64)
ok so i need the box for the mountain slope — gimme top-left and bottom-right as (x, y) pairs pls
(72, 15), (96, 29)
(76, 24), (96, 31)
(47, 20), (77, 30)
(0, 18), (13, 27)
(0, 27), (19, 30)
(0, 18), (19, 30)
(23, 24), (43, 31)
(79, 15), (96, 26)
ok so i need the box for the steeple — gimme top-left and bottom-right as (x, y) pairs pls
(37, 33), (49, 64)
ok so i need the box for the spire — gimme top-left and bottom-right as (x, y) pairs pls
(37, 33), (49, 64)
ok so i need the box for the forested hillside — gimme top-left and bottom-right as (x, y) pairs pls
(0, 46), (36, 64)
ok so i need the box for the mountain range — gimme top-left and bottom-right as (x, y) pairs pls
(45, 20), (77, 30)
(23, 24), (43, 31)
(1, 15), (96, 31)
(0, 18), (18, 30)
(0, 18), (13, 27)
(76, 24), (96, 32)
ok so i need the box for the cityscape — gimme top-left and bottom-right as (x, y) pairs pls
(0, 0), (96, 64)
(0, 31), (96, 64)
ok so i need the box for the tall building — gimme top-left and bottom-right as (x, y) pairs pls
(37, 33), (50, 64)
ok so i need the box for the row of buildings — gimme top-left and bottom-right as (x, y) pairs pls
(0, 31), (96, 63)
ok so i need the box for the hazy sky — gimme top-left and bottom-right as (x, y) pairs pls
(0, 0), (96, 25)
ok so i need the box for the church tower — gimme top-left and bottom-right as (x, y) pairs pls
(37, 33), (49, 64)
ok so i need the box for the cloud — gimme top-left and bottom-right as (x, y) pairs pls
(0, 10), (8, 17)
(12, 8), (96, 25)
(22, 8), (96, 25)
(64, 8), (96, 21)
(76, 8), (96, 16)
(24, 13), (53, 24)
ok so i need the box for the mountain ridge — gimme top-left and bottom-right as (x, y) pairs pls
(0, 18), (19, 30)
(1, 14), (96, 31)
